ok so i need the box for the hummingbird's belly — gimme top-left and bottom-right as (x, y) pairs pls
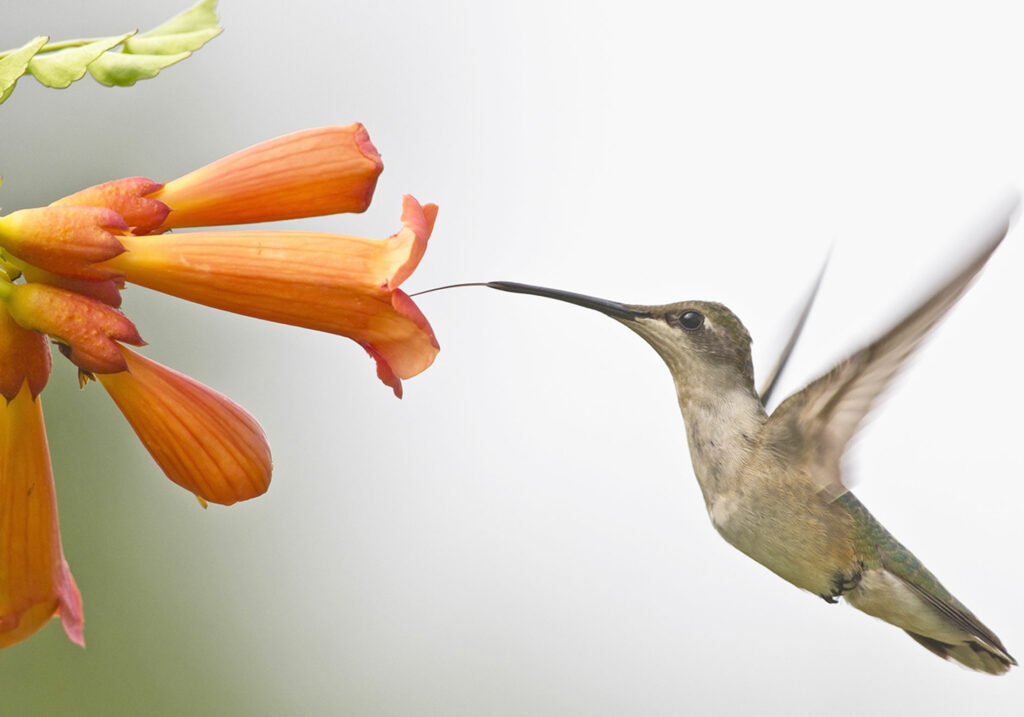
(707, 490), (857, 597)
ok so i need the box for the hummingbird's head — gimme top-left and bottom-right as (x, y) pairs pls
(624, 300), (755, 388)
(485, 282), (756, 396)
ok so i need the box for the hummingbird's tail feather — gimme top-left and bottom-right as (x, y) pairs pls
(839, 493), (1015, 674)
(903, 630), (1016, 675)
(847, 569), (1016, 675)
(896, 573), (1017, 674)
(845, 565), (1016, 675)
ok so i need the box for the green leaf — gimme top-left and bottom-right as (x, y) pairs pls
(0, 0), (221, 104)
(0, 36), (48, 104)
(27, 33), (133, 89)
(125, 0), (222, 55)
(87, 50), (194, 87)
(132, 0), (220, 41)
(124, 27), (222, 56)
(93, 0), (223, 87)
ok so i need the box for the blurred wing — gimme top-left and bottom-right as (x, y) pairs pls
(776, 211), (1013, 499)
(759, 251), (830, 407)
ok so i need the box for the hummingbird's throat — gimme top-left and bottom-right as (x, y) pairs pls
(677, 387), (767, 503)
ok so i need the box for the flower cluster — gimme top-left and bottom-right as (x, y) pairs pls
(0, 124), (439, 648)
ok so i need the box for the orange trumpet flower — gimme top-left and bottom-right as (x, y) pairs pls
(97, 347), (272, 506)
(102, 195), (439, 396)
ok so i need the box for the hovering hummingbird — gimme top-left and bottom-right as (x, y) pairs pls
(425, 212), (1016, 674)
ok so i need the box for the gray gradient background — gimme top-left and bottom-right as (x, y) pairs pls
(1, 1), (1023, 714)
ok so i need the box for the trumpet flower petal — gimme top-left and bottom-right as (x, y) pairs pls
(97, 347), (272, 505)
(0, 385), (84, 648)
(102, 195), (439, 394)
(151, 124), (383, 229)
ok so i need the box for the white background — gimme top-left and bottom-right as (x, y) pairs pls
(2, 2), (1023, 714)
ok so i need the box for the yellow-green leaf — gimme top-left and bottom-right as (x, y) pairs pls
(124, 27), (222, 56)
(0, 36), (48, 104)
(27, 33), (133, 89)
(0, 0), (220, 104)
(87, 51), (193, 87)
(134, 0), (220, 39)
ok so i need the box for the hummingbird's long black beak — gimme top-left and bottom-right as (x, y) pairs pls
(485, 281), (647, 321)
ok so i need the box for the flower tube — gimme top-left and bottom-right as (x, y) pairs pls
(102, 195), (439, 396)
(0, 307), (83, 648)
(149, 124), (384, 230)
(97, 346), (272, 505)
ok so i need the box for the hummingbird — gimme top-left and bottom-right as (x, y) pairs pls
(426, 213), (1016, 674)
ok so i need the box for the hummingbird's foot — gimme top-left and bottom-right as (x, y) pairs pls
(820, 563), (864, 604)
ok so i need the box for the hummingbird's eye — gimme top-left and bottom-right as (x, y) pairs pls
(677, 310), (704, 331)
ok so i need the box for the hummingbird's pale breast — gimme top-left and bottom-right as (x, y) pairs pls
(679, 390), (860, 599)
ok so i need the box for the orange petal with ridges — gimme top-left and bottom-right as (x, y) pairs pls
(0, 385), (84, 649)
(102, 196), (439, 393)
(152, 124), (383, 230)
(97, 347), (272, 506)
(388, 202), (437, 290)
